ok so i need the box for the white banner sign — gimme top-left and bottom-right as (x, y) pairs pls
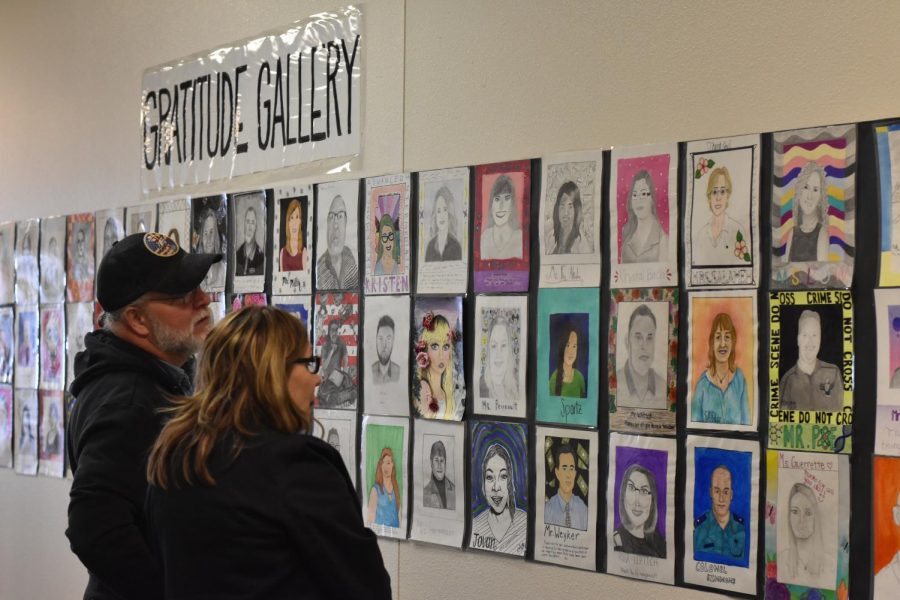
(141, 6), (362, 192)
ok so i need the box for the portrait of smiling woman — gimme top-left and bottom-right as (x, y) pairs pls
(480, 174), (523, 260)
(471, 442), (527, 553)
(613, 463), (666, 558)
(621, 170), (668, 264)
(146, 306), (390, 598)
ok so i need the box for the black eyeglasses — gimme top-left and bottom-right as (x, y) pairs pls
(294, 356), (321, 374)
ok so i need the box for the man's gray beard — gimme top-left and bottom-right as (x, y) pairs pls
(147, 308), (211, 358)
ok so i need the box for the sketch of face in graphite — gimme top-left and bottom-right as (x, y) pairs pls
(621, 170), (667, 264)
(552, 181), (585, 254)
(327, 195), (348, 256)
(426, 186), (461, 262)
(431, 441), (447, 482)
(243, 206), (257, 248)
(481, 174), (522, 261)
(103, 217), (120, 257)
(481, 316), (517, 405)
(200, 211), (219, 253)
(326, 428), (341, 452)
(797, 310), (821, 365)
(483, 443), (514, 517)
(627, 306), (656, 376)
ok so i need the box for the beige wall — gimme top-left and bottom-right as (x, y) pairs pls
(1, 0), (897, 597)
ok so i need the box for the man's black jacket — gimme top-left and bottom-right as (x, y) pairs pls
(66, 329), (192, 600)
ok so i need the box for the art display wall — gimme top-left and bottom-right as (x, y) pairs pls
(2, 118), (898, 599)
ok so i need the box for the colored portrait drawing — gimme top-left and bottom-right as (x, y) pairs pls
(15, 219), (39, 305)
(876, 289), (900, 455)
(364, 173), (411, 295)
(412, 296), (465, 420)
(609, 288), (678, 435)
(66, 213), (95, 303)
(38, 390), (65, 478)
(0, 385), (12, 468)
(417, 167), (469, 294)
(687, 291), (757, 431)
(362, 416), (408, 539)
(15, 306), (39, 390)
(685, 135), (759, 288)
(534, 427), (598, 572)
(39, 304), (65, 391)
(191, 195), (228, 292)
(473, 160), (531, 292)
(313, 292), (359, 410)
(771, 124), (856, 289)
(610, 143), (678, 289)
(607, 433), (676, 585)
(539, 150), (603, 288)
(0, 307), (12, 384)
(684, 436), (759, 595)
(876, 122), (900, 285)
(764, 450), (849, 599)
(874, 456), (900, 598)
(537, 288), (599, 427)
(769, 291), (853, 454)
(272, 187), (312, 295)
(473, 295), (527, 419)
(468, 420), (528, 557)
(0, 222), (15, 305)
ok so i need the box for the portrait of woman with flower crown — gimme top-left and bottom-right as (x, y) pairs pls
(412, 298), (466, 420)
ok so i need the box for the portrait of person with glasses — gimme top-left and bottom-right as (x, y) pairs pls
(374, 212), (400, 276)
(621, 170), (668, 264)
(317, 194), (359, 290)
(613, 463), (665, 558)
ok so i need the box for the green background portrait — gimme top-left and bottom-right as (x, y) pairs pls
(365, 424), (406, 503)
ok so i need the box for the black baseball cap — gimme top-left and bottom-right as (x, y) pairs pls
(96, 232), (222, 312)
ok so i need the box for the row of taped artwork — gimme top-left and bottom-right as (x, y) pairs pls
(1, 121), (900, 598)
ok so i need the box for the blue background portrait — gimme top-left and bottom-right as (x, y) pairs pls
(470, 420), (528, 519)
(692, 446), (752, 567)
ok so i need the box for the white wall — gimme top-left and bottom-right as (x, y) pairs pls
(2, 0), (898, 598)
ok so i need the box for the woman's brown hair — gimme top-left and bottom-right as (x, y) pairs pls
(706, 312), (737, 372)
(148, 305), (312, 489)
(374, 447), (401, 516)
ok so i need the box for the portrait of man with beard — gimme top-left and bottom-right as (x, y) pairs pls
(317, 194), (359, 290)
(371, 315), (400, 385)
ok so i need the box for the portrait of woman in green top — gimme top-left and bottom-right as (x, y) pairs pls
(548, 320), (587, 398)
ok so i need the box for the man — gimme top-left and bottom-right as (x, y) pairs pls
(543, 444), (588, 530)
(318, 320), (352, 407)
(66, 231), (220, 600)
(235, 204), (264, 276)
(779, 309), (841, 411)
(371, 315), (400, 384)
(316, 194), (358, 289)
(693, 465), (746, 560)
(423, 440), (455, 510)
(616, 304), (667, 409)
(875, 490), (900, 597)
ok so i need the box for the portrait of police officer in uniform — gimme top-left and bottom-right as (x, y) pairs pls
(779, 309), (841, 412)
(693, 464), (746, 561)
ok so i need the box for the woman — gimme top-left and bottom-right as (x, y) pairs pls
(280, 199), (307, 271)
(613, 464), (666, 558)
(374, 214), (399, 275)
(694, 166), (748, 265)
(550, 181), (592, 254)
(480, 174), (523, 260)
(548, 322), (586, 398)
(781, 483), (825, 585)
(43, 401), (62, 456)
(146, 306), (390, 599)
(425, 186), (463, 262)
(621, 170), (668, 263)
(367, 447), (401, 528)
(195, 208), (225, 289)
(415, 313), (457, 419)
(470, 443), (527, 554)
(691, 312), (749, 425)
(479, 317), (518, 409)
(787, 162), (830, 262)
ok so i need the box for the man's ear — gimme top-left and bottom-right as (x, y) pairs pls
(120, 305), (152, 338)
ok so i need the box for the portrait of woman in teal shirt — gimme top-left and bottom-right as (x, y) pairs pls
(691, 312), (749, 425)
(548, 320), (587, 399)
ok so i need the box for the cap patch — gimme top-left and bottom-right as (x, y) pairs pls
(143, 232), (179, 257)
